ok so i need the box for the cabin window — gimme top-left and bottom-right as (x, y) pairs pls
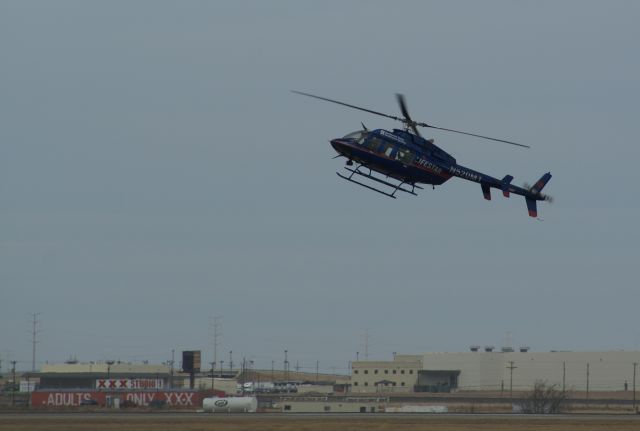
(384, 145), (394, 157)
(396, 149), (415, 164)
(365, 136), (383, 151)
(342, 130), (367, 144)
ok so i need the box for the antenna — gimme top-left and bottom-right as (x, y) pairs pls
(30, 312), (42, 372)
(209, 315), (222, 372)
(361, 329), (371, 360)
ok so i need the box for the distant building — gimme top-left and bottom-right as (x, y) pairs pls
(351, 351), (640, 393)
(351, 355), (422, 393)
(31, 362), (171, 390)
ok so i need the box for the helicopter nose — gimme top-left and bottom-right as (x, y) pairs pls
(330, 138), (349, 154)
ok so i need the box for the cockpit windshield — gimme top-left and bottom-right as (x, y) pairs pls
(342, 130), (368, 145)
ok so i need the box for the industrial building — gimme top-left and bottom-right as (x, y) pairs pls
(351, 350), (640, 393)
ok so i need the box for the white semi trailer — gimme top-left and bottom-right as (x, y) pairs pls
(202, 396), (258, 413)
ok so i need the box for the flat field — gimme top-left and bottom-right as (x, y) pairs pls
(1, 414), (639, 431)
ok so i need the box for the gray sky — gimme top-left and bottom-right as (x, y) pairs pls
(1, 1), (639, 373)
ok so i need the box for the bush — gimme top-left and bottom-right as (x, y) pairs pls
(516, 380), (567, 414)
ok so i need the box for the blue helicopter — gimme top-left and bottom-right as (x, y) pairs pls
(293, 91), (552, 218)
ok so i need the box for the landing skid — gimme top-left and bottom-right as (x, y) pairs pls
(337, 165), (420, 198)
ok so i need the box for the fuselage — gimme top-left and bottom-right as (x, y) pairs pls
(330, 128), (543, 201)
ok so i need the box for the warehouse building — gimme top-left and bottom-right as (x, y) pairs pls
(351, 350), (640, 393)
(351, 355), (422, 393)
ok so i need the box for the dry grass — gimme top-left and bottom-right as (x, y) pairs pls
(1, 415), (639, 431)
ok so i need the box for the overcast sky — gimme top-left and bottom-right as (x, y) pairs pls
(1, 1), (639, 373)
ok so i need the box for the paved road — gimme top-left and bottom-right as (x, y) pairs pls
(2, 412), (640, 420)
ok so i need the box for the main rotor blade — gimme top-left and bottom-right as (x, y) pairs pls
(396, 94), (421, 137)
(418, 124), (529, 148)
(292, 90), (403, 122)
(396, 94), (412, 122)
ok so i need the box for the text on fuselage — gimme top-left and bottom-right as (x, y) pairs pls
(415, 157), (443, 174)
(449, 166), (480, 182)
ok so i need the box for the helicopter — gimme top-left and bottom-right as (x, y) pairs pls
(293, 90), (552, 218)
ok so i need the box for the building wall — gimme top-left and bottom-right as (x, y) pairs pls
(350, 356), (422, 393)
(422, 351), (640, 391)
(350, 351), (640, 393)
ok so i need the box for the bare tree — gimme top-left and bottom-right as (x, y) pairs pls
(516, 380), (568, 414)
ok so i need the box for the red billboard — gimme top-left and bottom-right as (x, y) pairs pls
(31, 390), (224, 408)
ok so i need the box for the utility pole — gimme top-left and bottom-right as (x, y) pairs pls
(284, 350), (289, 384)
(210, 362), (215, 392)
(170, 349), (175, 389)
(229, 351), (233, 375)
(633, 362), (637, 412)
(11, 360), (17, 406)
(241, 357), (246, 396)
(295, 360), (300, 373)
(586, 362), (590, 401)
(30, 312), (42, 372)
(210, 315), (221, 379)
(316, 360), (319, 383)
(562, 361), (566, 396)
(506, 361), (517, 402)
(271, 360), (274, 381)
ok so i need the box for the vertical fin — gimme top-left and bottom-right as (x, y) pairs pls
(501, 175), (513, 198)
(525, 197), (537, 218)
(481, 184), (491, 201)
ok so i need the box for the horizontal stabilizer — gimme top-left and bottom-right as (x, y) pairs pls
(481, 184), (491, 200)
(532, 172), (552, 194)
(501, 175), (513, 198)
(525, 197), (537, 218)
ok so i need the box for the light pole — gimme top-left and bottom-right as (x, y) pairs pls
(633, 362), (637, 413)
(220, 360), (224, 378)
(210, 362), (215, 393)
(170, 349), (175, 389)
(106, 360), (115, 380)
(284, 350), (289, 387)
(229, 351), (233, 375)
(10, 361), (17, 406)
(105, 360), (115, 408)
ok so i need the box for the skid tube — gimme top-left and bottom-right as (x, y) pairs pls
(336, 165), (419, 198)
